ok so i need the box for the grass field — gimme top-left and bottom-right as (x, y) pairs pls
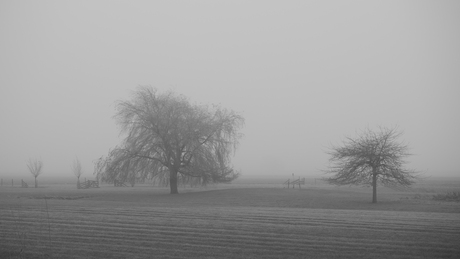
(1, 180), (459, 258)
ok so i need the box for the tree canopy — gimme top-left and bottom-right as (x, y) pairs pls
(324, 127), (417, 203)
(95, 86), (244, 194)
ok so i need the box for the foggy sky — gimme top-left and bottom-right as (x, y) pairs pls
(1, 0), (459, 179)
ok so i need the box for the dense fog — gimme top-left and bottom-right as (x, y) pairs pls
(1, 1), (459, 179)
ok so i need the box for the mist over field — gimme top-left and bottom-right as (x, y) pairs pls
(1, 3), (459, 257)
(1, 1), (459, 180)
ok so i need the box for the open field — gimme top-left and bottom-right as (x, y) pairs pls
(1, 181), (460, 258)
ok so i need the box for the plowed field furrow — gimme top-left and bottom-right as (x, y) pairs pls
(6, 204), (460, 223)
(3, 208), (459, 239)
(1, 205), (459, 259)
(2, 236), (454, 259)
(36, 205), (460, 225)
(2, 225), (455, 255)
(2, 186), (460, 259)
(1, 233), (439, 256)
(3, 213), (459, 246)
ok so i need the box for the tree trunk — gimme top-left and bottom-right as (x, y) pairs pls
(372, 168), (377, 203)
(35, 176), (38, 188)
(170, 169), (179, 194)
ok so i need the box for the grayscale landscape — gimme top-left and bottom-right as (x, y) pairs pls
(1, 1), (459, 258)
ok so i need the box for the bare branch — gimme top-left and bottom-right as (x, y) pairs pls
(71, 157), (83, 179)
(27, 158), (43, 188)
(97, 86), (244, 193)
(27, 158), (43, 178)
(324, 126), (418, 203)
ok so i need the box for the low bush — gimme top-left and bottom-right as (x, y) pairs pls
(432, 192), (460, 202)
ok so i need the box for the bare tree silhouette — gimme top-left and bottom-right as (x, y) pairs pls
(71, 157), (83, 188)
(95, 86), (244, 194)
(27, 158), (43, 188)
(324, 127), (418, 203)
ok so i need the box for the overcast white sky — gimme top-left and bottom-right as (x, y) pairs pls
(1, 0), (459, 180)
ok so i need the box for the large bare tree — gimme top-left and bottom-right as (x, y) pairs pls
(324, 127), (417, 203)
(27, 158), (43, 188)
(71, 157), (83, 188)
(95, 86), (244, 194)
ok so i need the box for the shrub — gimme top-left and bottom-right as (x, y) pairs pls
(432, 192), (460, 202)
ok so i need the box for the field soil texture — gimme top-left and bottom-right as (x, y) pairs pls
(1, 183), (460, 258)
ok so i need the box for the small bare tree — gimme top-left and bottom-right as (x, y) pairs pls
(27, 158), (43, 188)
(71, 157), (83, 188)
(324, 127), (418, 203)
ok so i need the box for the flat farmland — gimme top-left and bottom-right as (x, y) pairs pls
(1, 184), (459, 258)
